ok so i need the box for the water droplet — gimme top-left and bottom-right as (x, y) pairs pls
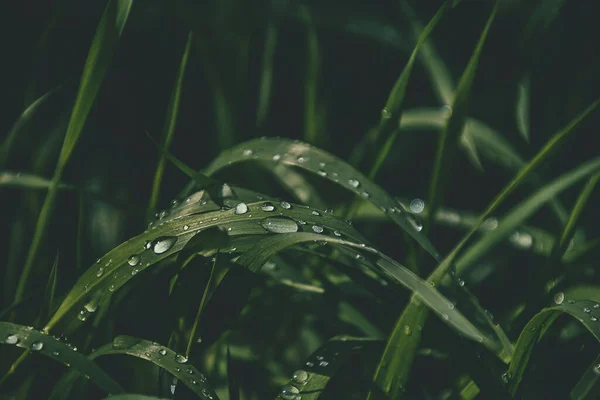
(568, 300), (576, 304)
(306, 361), (314, 367)
(594, 304), (600, 309)
(131, 268), (139, 275)
(96, 268), (104, 278)
(292, 370), (309, 384)
(409, 198), (425, 214)
(482, 217), (498, 231)
(261, 217), (299, 233)
(594, 364), (600, 375)
(144, 240), (152, 250)
(348, 178), (360, 188)
(317, 170), (327, 177)
(175, 354), (188, 364)
(243, 149), (253, 157)
(403, 325), (412, 336)
(312, 225), (324, 233)
(235, 203), (248, 214)
(109, 284), (116, 292)
(333, 230), (341, 237)
(381, 108), (392, 119)
(311, 210), (321, 217)
(84, 300), (99, 313)
(5, 334), (18, 344)
(187, 368), (193, 374)
(52, 351), (60, 356)
(31, 341), (44, 351)
(297, 156), (307, 163)
(441, 104), (453, 118)
(458, 279), (465, 287)
(442, 314), (449, 321)
(280, 384), (300, 399)
(152, 236), (178, 254)
(554, 292), (565, 305)
(361, 191), (370, 198)
(501, 372), (510, 384)
(584, 308), (591, 313)
(510, 231), (533, 249)
(128, 254), (140, 267)
(159, 349), (167, 356)
(319, 360), (329, 367)
(183, 225), (189, 231)
(272, 154), (281, 161)
(407, 215), (423, 232)
(159, 210), (169, 219)
(591, 316), (598, 322)
(279, 201), (292, 210)
(261, 202), (276, 212)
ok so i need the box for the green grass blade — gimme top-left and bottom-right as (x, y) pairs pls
(226, 345), (241, 400)
(507, 299), (600, 395)
(571, 353), (600, 399)
(455, 156), (600, 275)
(516, 74), (531, 142)
(148, 31), (194, 212)
(299, 7), (321, 146)
(37, 253), (59, 324)
(203, 137), (441, 260)
(367, 1), (449, 180)
(426, 3), (498, 231)
(14, 0), (134, 303)
(0, 85), (63, 167)
(266, 163), (327, 209)
(0, 322), (124, 394)
(273, 336), (382, 400)
(256, 21), (278, 128)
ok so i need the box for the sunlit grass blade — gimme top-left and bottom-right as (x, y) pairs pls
(366, 1), (449, 180)
(14, 0), (134, 303)
(274, 336), (382, 399)
(455, 156), (600, 275)
(203, 137), (441, 260)
(571, 353), (600, 399)
(0, 85), (63, 167)
(148, 31), (194, 212)
(426, 3), (497, 231)
(256, 21), (277, 128)
(507, 299), (600, 396)
(0, 322), (124, 394)
(516, 74), (531, 142)
(56, 335), (219, 399)
(266, 163), (327, 208)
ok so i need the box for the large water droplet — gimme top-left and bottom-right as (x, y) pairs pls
(31, 341), (44, 351)
(292, 370), (309, 384)
(152, 236), (178, 254)
(312, 225), (324, 233)
(554, 292), (565, 305)
(5, 334), (18, 345)
(261, 202), (276, 212)
(235, 203), (248, 214)
(128, 254), (140, 267)
(175, 354), (188, 364)
(279, 385), (300, 400)
(280, 201), (292, 209)
(348, 178), (360, 188)
(261, 217), (299, 233)
(409, 198), (425, 214)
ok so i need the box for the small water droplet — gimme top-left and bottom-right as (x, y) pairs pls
(381, 108), (392, 119)
(458, 279), (465, 287)
(109, 284), (116, 292)
(584, 308), (591, 313)
(361, 191), (370, 198)
(131, 268), (139, 275)
(567, 300), (576, 304)
(152, 236), (178, 254)
(594, 364), (600, 375)
(280, 384), (300, 400)
(312, 225), (324, 233)
(280, 201), (292, 209)
(510, 231), (533, 249)
(333, 230), (341, 237)
(292, 370), (309, 384)
(441, 104), (453, 118)
(311, 210), (321, 216)
(31, 341), (44, 351)
(442, 314), (449, 321)
(261, 217), (299, 233)
(96, 268), (104, 278)
(52, 351), (60, 356)
(272, 154), (281, 161)
(501, 372), (510, 384)
(235, 203), (248, 214)
(403, 325), (412, 336)
(306, 361), (314, 367)
(407, 215), (423, 232)
(409, 198), (425, 214)
(243, 149), (253, 157)
(554, 292), (565, 305)
(348, 178), (360, 188)
(183, 225), (189, 231)
(175, 354), (188, 364)
(159, 349), (167, 356)
(297, 156), (307, 163)
(84, 300), (98, 313)
(319, 360), (329, 367)
(128, 254), (140, 267)
(5, 334), (18, 345)
(261, 202), (276, 212)
(144, 240), (152, 250)
(317, 170), (327, 177)
(482, 217), (498, 231)
(591, 316), (598, 322)
(594, 304), (600, 309)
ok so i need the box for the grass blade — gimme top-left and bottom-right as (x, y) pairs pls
(256, 21), (278, 128)
(507, 299), (600, 396)
(148, 31), (194, 212)
(36, 253), (59, 324)
(273, 336), (382, 400)
(571, 353), (600, 400)
(14, 0), (134, 303)
(426, 3), (498, 231)
(0, 322), (124, 394)
(299, 7), (321, 146)
(516, 74), (531, 142)
(203, 137), (441, 260)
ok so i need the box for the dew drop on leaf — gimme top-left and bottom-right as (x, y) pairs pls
(31, 341), (44, 351)
(235, 203), (248, 214)
(348, 178), (360, 188)
(151, 236), (178, 254)
(280, 201), (291, 209)
(312, 225), (324, 233)
(279, 385), (300, 400)
(243, 149), (253, 157)
(409, 198), (425, 214)
(553, 292), (565, 305)
(128, 254), (140, 267)
(175, 354), (188, 364)
(261, 202), (275, 212)
(261, 217), (299, 233)
(292, 370), (309, 384)
(5, 334), (18, 345)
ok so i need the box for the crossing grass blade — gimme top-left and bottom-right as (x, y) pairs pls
(274, 336), (382, 400)
(507, 299), (600, 396)
(0, 322), (124, 395)
(14, 0), (134, 303)
(570, 353), (600, 400)
(425, 3), (497, 231)
(516, 74), (531, 142)
(148, 31), (194, 212)
(203, 137), (441, 261)
(36, 254), (59, 324)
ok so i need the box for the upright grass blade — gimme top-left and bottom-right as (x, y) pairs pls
(273, 336), (382, 400)
(455, 156), (600, 275)
(571, 353), (600, 400)
(0, 85), (63, 167)
(507, 299), (600, 396)
(36, 253), (59, 324)
(425, 3), (497, 232)
(14, 0), (134, 303)
(0, 322), (124, 394)
(367, 1), (449, 180)
(148, 31), (194, 212)
(256, 21), (278, 128)
(516, 74), (531, 142)
(202, 137), (441, 261)
(299, 7), (321, 146)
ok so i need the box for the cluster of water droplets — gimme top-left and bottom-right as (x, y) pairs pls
(278, 369), (310, 399)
